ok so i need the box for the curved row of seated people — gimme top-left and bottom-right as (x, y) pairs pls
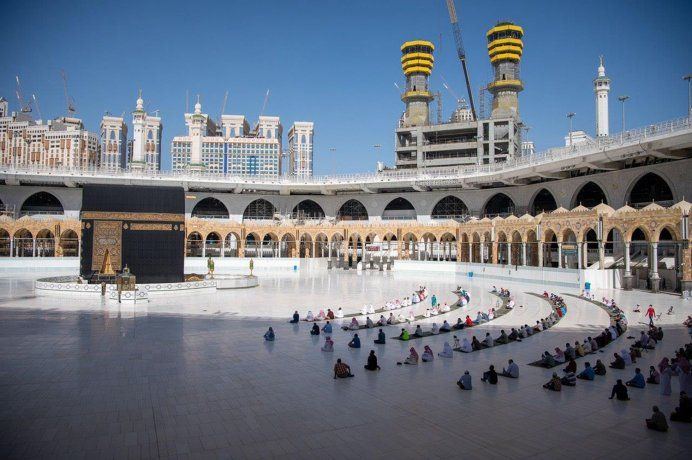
(538, 320), (627, 367)
(393, 309), (505, 340)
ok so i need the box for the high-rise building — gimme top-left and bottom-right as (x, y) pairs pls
(0, 97), (8, 118)
(288, 122), (314, 177)
(594, 56), (610, 137)
(130, 92), (162, 171)
(100, 115), (128, 170)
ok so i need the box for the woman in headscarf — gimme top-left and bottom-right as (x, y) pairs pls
(621, 349), (633, 366)
(438, 342), (454, 358)
(471, 336), (482, 351)
(660, 366), (674, 396)
(348, 318), (359, 331)
(407, 310), (416, 322)
(403, 347), (419, 365)
(554, 347), (566, 364)
(316, 310), (326, 321)
(321, 336), (334, 352)
(431, 323), (440, 335)
(422, 345), (434, 362)
(658, 357), (670, 373)
(305, 310), (315, 322)
(461, 337), (474, 353)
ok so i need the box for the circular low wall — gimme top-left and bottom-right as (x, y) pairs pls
(213, 274), (259, 289)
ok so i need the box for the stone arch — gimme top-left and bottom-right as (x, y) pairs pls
(583, 228), (599, 268)
(336, 199), (368, 221)
(205, 231), (222, 257)
(292, 200), (325, 219)
(382, 197), (416, 220)
(431, 195), (468, 220)
(186, 231), (203, 257)
(242, 199), (276, 221)
(299, 233), (313, 258)
(626, 226), (651, 242)
(280, 233), (297, 258)
(439, 232), (457, 261)
(401, 232), (418, 260)
(262, 232), (279, 258)
(224, 232), (240, 257)
(0, 227), (10, 257)
(510, 230), (522, 265)
(59, 229), (79, 257)
(314, 233), (329, 258)
(13, 228), (33, 257)
(20, 192), (64, 216)
(561, 228), (578, 269)
(655, 225), (679, 242)
(530, 188), (558, 214)
(627, 172), (674, 208)
(483, 193), (515, 217)
(245, 232), (261, 258)
(543, 228), (558, 267)
(191, 197), (229, 219)
(572, 181), (608, 208)
(526, 229), (538, 266)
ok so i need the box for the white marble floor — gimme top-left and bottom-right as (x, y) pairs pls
(0, 267), (690, 459)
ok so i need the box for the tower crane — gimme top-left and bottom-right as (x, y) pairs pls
(15, 76), (32, 113)
(218, 90), (229, 125)
(259, 89), (270, 117)
(32, 94), (42, 121)
(445, 0), (476, 120)
(60, 70), (77, 115)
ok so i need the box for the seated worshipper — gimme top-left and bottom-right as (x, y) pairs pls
(564, 343), (576, 360)
(500, 359), (519, 378)
(609, 326), (618, 341)
(377, 315), (387, 327)
(626, 368), (646, 388)
(496, 330), (509, 345)
(335, 308), (344, 318)
(459, 337), (473, 353)
(492, 285), (498, 293)
(366, 317), (374, 329)
(322, 321), (333, 334)
(441, 303), (450, 313)
(590, 337), (599, 352)
(321, 336), (334, 352)
(264, 327), (275, 342)
(669, 391), (691, 422)
(440, 320), (451, 332)
(306, 310), (315, 322)
(508, 328), (520, 341)
(542, 351), (557, 368)
(561, 370), (577, 387)
(345, 318), (360, 331)
(407, 310), (416, 322)
(524, 324), (533, 337)
(609, 379), (630, 400)
(348, 334), (361, 349)
(422, 345), (435, 362)
(563, 358), (577, 374)
(333, 358), (354, 379)
(533, 321), (543, 333)
(431, 323), (440, 335)
(543, 373), (562, 391)
(453, 335), (461, 350)
(387, 313), (396, 325)
(402, 347), (419, 365)
(465, 316), (474, 327)
(471, 336), (482, 351)
(364, 350), (381, 371)
(577, 362), (596, 381)
(621, 349), (633, 366)
(594, 360), (607, 376)
(582, 339), (592, 354)
(457, 371), (472, 390)
(483, 333), (494, 348)
(630, 346), (641, 360)
(474, 312), (485, 324)
(398, 328), (410, 341)
(424, 308), (432, 318)
(361, 305), (368, 316)
(414, 325), (424, 337)
(610, 353), (626, 369)
(290, 311), (300, 323)
(327, 309), (335, 319)
(554, 348), (567, 364)
(634, 331), (650, 349)
(374, 329), (386, 345)
(398, 312), (406, 323)
(310, 323), (320, 336)
(439, 342), (454, 358)
(453, 318), (465, 330)
(647, 366), (660, 384)
(488, 309), (495, 321)
(368, 304), (375, 314)
(316, 310), (326, 321)
(411, 293), (420, 304)
(575, 341), (586, 358)
(646, 406), (668, 432)
(481, 365), (498, 384)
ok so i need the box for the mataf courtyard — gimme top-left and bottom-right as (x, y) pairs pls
(0, 266), (690, 459)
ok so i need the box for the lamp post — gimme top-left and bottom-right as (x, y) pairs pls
(684, 74), (692, 119)
(566, 112), (575, 147)
(618, 95), (630, 141)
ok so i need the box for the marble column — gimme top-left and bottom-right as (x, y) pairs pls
(9, 238), (14, 258)
(558, 242), (563, 268)
(623, 241), (633, 290)
(522, 242), (527, 266)
(507, 242), (512, 266)
(650, 242), (660, 292)
(221, 238), (225, 257)
(538, 242), (543, 267)
(577, 242), (583, 269)
(598, 241), (605, 270)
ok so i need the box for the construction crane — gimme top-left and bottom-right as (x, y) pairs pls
(259, 89), (270, 117)
(32, 94), (42, 121)
(60, 70), (77, 115)
(445, 0), (476, 120)
(218, 90), (229, 125)
(15, 76), (32, 113)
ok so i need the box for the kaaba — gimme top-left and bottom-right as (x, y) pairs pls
(80, 184), (185, 284)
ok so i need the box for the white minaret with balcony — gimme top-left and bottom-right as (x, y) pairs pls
(594, 56), (610, 137)
(130, 91), (147, 171)
(188, 96), (206, 172)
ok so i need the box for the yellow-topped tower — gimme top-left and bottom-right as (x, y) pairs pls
(486, 22), (524, 118)
(400, 40), (435, 127)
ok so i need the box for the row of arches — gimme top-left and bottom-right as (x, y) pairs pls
(0, 228), (79, 257)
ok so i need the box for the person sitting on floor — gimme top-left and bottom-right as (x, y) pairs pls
(610, 353), (626, 369)
(322, 321), (332, 334)
(461, 337), (473, 353)
(306, 310), (315, 322)
(594, 360), (607, 376)
(403, 347), (419, 365)
(630, 346), (642, 361)
(422, 345), (434, 362)
(333, 358), (354, 379)
(621, 348), (633, 366)
(398, 328), (410, 341)
(431, 323), (440, 335)
(523, 324), (533, 337)
(364, 350), (380, 371)
(634, 331), (650, 349)
(374, 329), (386, 345)
(365, 317), (374, 329)
(609, 379), (629, 400)
(481, 365), (498, 384)
(453, 318), (465, 330)
(465, 315), (475, 327)
(554, 347), (566, 364)
(316, 310), (326, 321)
(310, 323), (320, 336)
(348, 334), (361, 349)
(483, 333), (494, 348)
(344, 318), (359, 331)
(264, 327), (275, 341)
(290, 311), (299, 323)
(453, 335), (461, 350)
(542, 351), (557, 368)
(561, 369), (577, 387)
(457, 370), (472, 390)
(440, 320), (451, 332)
(577, 362), (595, 381)
(508, 328), (519, 341)
(414, 325), (424, 337)
(335, 308), (344, 318)
(563, 358), (577, 374)
(441, 303), (450, 313)
(387, 313), (397, 325)
(321, 336), (334, 352)
(327, 309), (335, 320)
(582, 339), (592, 354)
(575, 341), (586, 358)
(590, 337), (599, 352)
(501, 359), (519, 378)
(626, 367), (646, 388)
(496, 330), (509, 345)
(670, 391), (691, 422)
(647, 366), (660, 384)
(377, 315), (387, 327)
(646, 406), (668, 432)
(564, 343), (576, 360)
(543, 373), (562, 391)
(533, 321), (542, 333)
(471, 336), (482, 351)
(439, 342), (454, 358)
(407, 310), (416, 322)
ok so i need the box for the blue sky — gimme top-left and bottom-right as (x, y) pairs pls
(2, 0), (690, 174)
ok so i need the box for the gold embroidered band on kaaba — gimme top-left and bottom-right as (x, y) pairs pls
(92, 220), (122, 272)
(81, 211), (185, 222)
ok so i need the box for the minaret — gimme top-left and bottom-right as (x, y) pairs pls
(188, 95), (205, 172)
(400, 40), (435, 127)
(130, 90), (146, 171)
(594, 55), (610, 137)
